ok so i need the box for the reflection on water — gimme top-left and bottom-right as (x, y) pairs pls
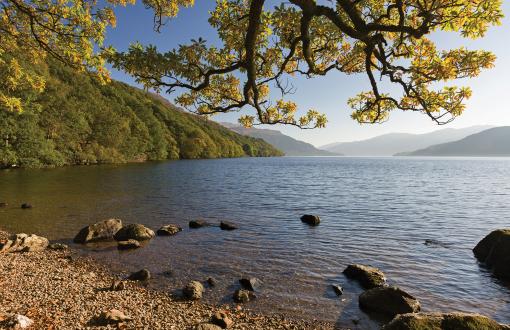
(1, 157), (510, 328)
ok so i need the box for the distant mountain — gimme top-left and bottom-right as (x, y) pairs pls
(396, 127), (510, 156)
(320, 126), (493, 156)
(221, 123), (341, 156)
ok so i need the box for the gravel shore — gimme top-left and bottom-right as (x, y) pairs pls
(0, 230), (335, 329)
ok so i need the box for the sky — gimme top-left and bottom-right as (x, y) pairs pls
(105, 0), (510, 147)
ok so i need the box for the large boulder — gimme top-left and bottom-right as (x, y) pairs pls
(0, 233), (49, 253)
(359, 286), (420, 317)
(183, 281), (204, 300)
(473, 229), (510, 279)
(343, 264), (386, 289)
(74, 218), (123, 243)
(157, 224), (182, 236)
(114, 224), (155, 241)
(383, 312), (510, 330)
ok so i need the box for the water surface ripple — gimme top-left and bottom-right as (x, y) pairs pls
(1, 157), (510, 328)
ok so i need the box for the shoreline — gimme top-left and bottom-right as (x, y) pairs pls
(0, 229), (335, 329)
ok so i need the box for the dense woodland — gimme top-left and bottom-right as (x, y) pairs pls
(0, 59), (283, 168)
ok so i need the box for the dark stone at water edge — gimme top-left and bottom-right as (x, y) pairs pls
(21, 203), (32, 209)
(332, 284), (343, 296)
(74, 219), (123, 244)
(233, 289), (255, 303)
(114, 224), (155, 241)
(343, 264), (386, 289)
(0, 202), (7, 208)
(300, 214), (320, 226)
(383, 312), (509, 330)
(473, 229), (510, 280)
(189, 219), (208, 228)
(157, 224), (182, 236)
(128, 269), (151, 281)
(207, 277), (217, 287)
(117, 239), (141, 250)
(359, 286), (420, 317)
(220, 221), (238, 230)
(239, 278), (261, 291)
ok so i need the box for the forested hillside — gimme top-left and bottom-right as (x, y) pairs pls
(0, 60), (282, 168)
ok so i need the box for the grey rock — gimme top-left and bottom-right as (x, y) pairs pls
(473, 229), (510, 280)
(332, 284), (343, 296)
(359, 286), (420, 317)
(207, 277), (217, 287)
(343, 264), (386, 289)
(74, 219), (123, 244)
(114, 224), (155, 241)
(0, 313), (34, 329)
(383, 312), (510, 330)
(0, 233), (49, 253)
(183, 281), (204, 300)
(20, 203), (32, 209)
(128, 269), (151, 281)
(157, 224), (182, 236)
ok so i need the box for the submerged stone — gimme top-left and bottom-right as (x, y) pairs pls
(300, 214), (320, 226)
(343, 264), (386, 289)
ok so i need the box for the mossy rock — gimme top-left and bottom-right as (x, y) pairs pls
(383, 312), (509, 330)
(343, 264), (386, 289)
(473, 229), (510, 280)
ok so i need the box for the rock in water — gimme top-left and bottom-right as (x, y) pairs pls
(0, 202), (7, 208)
(239, 278), (261, 291)
(96, 309), (132, 325)
(220, 221), (238, 230)
(359, 286), (420, 317)
(343, 264), (386, 289)
(183, 281), (204, 300)
(0, 233), (49, 253)
(473, 229), (510, 280)
(73, 218), (123, 243)
(211, 311), (233, 328)
(207, 277), (217, 287)
(383, 312), (509, 330)
(20, 203), (32, 209)
(233, 289), (255, 303)
(128, 269), (151, 281)
(114, 224), (155, 241)
(189, 220), (209, 228)
(332, 284), (343, 296)
(300, 214), (320, 226)
(157, 224), (182, 236)
(117, 239), (141, 250)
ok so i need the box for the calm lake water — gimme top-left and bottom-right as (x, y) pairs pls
(1, 157), (510, 328)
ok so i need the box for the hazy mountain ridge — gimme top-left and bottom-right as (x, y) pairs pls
(221, 123), (341, 156)
(320, 126), (493, 156)
(396, 127), (510, 156)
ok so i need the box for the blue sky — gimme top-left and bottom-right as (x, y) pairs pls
(106, 0), (510, 147)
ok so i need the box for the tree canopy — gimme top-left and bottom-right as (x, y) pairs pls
(1, 0), (503, 127)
